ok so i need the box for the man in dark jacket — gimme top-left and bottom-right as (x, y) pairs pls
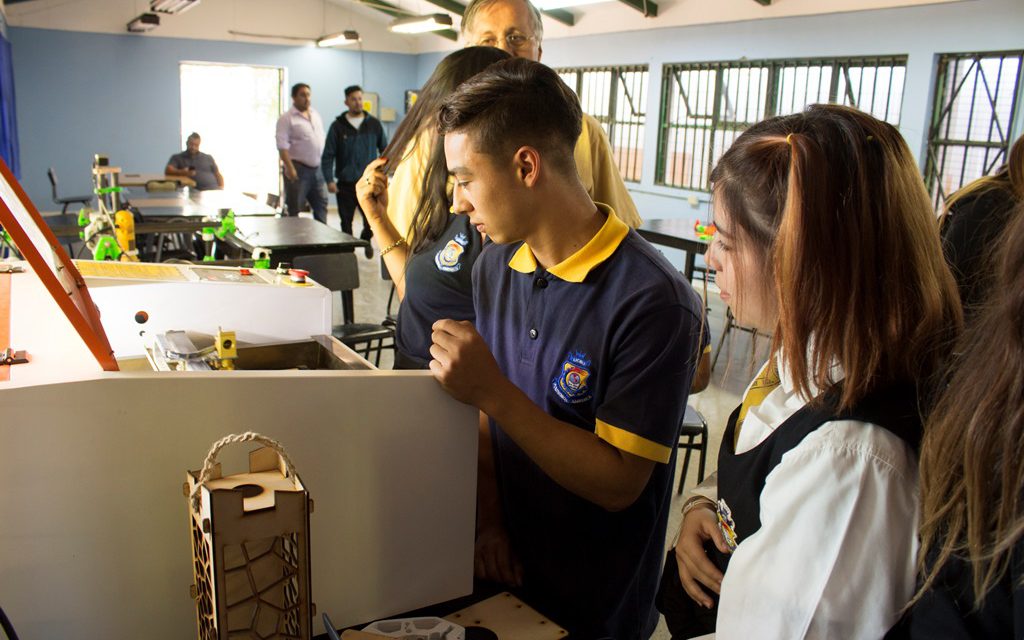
(322, 85), (388, 252)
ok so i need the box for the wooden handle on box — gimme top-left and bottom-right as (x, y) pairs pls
(190, 432), (298, 512)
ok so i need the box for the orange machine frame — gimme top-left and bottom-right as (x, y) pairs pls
(0, 157), (118, 371)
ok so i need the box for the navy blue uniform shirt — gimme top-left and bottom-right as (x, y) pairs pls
(473, 206), (706, 639)
(396, 213), (481, 368)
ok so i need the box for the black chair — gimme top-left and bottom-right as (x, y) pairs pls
(676, 404), (708, 495)
(710, 308), (771, 372)
(47, 167), (93, 214)
(292, 253), (395, 366)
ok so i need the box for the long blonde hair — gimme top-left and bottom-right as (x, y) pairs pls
(916, 198), (1024, 607)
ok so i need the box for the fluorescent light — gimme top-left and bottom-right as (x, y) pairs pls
(316, 30), (361, 47)
(150, 0), (200, 14)
(388, 13), (453, 34)
(126, 13), (160, 33)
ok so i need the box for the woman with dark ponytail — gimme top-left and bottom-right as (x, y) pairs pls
(355, 46), (510, 369)
(656, 104), (961, 639)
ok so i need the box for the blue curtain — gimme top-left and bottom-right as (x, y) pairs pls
(0, 31), (19, 179)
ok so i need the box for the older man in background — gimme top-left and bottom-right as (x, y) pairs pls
(460, 0), (641, 228)
(276, 82), (328, 223)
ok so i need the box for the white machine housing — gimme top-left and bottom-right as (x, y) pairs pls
(0, 259), (477, 639)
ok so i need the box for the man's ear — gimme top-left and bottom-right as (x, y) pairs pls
(513, 146), (541, 187)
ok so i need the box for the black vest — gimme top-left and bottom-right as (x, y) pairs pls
(710, 382), (923, 573)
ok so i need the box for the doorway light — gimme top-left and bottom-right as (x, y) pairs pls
(388, 13), (453, 34)
(127, 13), (160, 33)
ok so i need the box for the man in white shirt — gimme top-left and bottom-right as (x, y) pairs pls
(275, 83), (328, 223)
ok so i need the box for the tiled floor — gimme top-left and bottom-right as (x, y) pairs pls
(341, 213), (774, 639)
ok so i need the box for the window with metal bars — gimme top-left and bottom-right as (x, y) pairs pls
(924, 51), (1023, 210)
(556, 65), (648, 183)
(656, 56), (907, 191)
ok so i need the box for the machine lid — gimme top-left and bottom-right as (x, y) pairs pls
(0, 158), (118, 371)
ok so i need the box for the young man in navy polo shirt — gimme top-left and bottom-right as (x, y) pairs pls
(429, 58), (707, 639)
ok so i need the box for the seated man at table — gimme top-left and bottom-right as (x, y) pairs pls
(166, 132), (224, 191)
(429, 58), (707, 639)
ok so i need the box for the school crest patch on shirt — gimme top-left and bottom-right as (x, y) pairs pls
(435, 232), (469, 272)
(552, 351), (593, 404)
(717, 498), (739, 551)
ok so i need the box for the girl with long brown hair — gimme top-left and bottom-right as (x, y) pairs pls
(891, 199), (1024, 636)
(657, 104), (962, 638)
(355, 46), (510, 368)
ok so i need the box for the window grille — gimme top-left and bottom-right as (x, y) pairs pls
(656, 56), (907, 191)
(924, 51), (1024, 209)
(556, 65), (648, 183)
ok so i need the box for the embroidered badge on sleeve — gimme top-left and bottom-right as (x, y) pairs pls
(717, 498), (739, 551)
(435, 232), (469, 272)
(552, 351), (594, 404)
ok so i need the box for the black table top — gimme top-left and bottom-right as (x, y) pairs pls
(227, 216), (368, 252)
(637, 217), (711, 254)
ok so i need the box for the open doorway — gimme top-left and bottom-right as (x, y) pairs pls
(179, 61), (284, 196)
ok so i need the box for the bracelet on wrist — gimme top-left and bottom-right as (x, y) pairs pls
(681, 496), (716, 518)
(380, 237), (406, 257)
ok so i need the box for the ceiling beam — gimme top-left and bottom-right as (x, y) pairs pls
(424, 0), (468, 15)
(615, 0), (657, 16)
(357, 0), (459, 40)
(541, 9), (574, 26)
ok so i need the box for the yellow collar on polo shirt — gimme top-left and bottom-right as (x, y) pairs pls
(508, 203), (629, 283)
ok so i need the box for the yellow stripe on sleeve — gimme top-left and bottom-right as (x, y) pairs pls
(596, 419), (673, 464)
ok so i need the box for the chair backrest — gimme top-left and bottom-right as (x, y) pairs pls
(293, 252), (360, 294)
(47, 167), (58, 200)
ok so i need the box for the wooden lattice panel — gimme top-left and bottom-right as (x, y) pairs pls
(186, 445), (312, 640)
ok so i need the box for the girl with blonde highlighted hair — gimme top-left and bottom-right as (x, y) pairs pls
(657, 104), (961, 639)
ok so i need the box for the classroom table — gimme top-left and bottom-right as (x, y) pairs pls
(123, 189), (277, 218)
(637, 217), (711, 281)
(224, 216), (370, 324)
(118, 172), (196, 188)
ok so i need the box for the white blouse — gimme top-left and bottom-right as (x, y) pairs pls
(687, 356), (919, 640)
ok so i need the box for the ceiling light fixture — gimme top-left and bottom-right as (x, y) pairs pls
(126, 13), (160, 33)
(316, 30), (361, 47)
(388, 13), (453, 34)
(149, 0), (200, 14)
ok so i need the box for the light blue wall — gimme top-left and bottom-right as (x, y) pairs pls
(417, 0), (1024, 221)
(9, 27), (420, 208)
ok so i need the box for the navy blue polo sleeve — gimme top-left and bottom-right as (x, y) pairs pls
(595, 300), (705, 464)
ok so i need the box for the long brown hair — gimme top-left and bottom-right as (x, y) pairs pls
(916, 199), (1024, 607)
(711, 104), (962, 409)
(380, 46), (510, 252)
(942, 134), (1024, 215)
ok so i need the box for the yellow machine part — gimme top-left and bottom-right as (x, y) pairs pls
(114, 209), (139, 262)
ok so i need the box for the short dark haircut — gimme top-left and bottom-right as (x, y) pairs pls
(344, 85), (363, 97)
(186, 132), (201, 142)
(291, 82), (311, 98)
(438, 58), (581, 174)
